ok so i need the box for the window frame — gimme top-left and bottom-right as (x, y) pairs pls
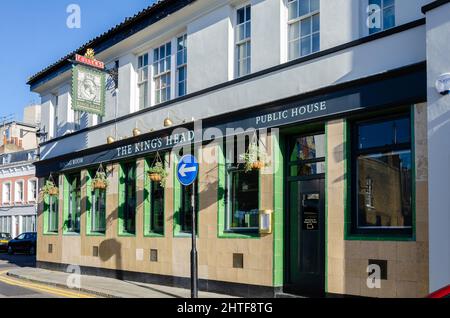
(153, 41), (172, 105)
(368, 0), (396, 35)
(138, 53), (150, 109)
(118, 161), (137, 236)
(287, 132), (326, 181)
(176, 34), (188, 97)
(45, 193), (59, 234)
(144, 156), (166, 237)
(15, 180), (25, 203)
(287, 0), (320, 60)
(235, 3), (252, 78)
(28, 179), (37, 203)
(86, 170), (107, 236)
(349, 112), (414, 238)
(2, 182), (11, 205)
(173, 147), (200, 237)
(223, 137), (260, 233)
(63, 173), (81, 234)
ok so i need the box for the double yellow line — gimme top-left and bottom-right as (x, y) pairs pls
(0, 271), (96, 298)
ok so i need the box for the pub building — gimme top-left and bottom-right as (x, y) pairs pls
(28, 0), (450, 297)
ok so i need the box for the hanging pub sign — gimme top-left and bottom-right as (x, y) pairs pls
(71, 49), (106, 116)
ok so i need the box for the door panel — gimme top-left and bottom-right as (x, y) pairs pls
(285, 178), (325, 296)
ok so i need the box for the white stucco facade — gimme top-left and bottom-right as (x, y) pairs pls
(425, 1), (450, 293)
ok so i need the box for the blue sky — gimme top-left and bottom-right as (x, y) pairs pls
(0, 0), (155, 121)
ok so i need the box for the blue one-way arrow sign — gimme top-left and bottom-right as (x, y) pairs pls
(177, 155), (199, 186)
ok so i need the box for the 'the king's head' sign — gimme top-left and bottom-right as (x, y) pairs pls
(71, 49), (106, 116)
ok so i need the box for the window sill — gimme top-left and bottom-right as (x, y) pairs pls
(144, 232), (164, 238)
(86, 232), (106, 237)
(345, 234), (415, 242)
(219, 230), (260, 239)
(174, 232), (198, 238)
(118, 232), (136, 237)
(63, 232), (81, 236)
(43, 232), (59, 236)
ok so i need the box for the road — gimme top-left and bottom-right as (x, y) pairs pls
(0, 252), (94, 298)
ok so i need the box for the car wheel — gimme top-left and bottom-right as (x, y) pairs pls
(7, 246), (14, 255)
(29, 246), (36, 255)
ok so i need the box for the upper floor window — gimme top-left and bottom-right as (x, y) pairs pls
(236, 5), (251, 77)
(28, 179), (37, 202)
(138, 53), (149, 109)
(15, 181), (24, 203)
(288, 0), (320, 60)
(53, 95), (59, 137)
(74, 110), (83, 131)
(153, 42), (172, 104)
(2, 182), (11, 204)
(176, 34), (187, 97)
(368, 0), (395, 34)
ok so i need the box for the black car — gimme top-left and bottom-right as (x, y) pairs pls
(7, 232), (37, 255)
(0, 233), (12, 252)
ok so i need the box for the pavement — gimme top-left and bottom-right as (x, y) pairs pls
(6, 266), (237, 298)
(0, 253), (93, 298)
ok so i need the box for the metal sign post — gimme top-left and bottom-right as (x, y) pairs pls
(190, 183), (198, 298)
(176, 154), (199, 298)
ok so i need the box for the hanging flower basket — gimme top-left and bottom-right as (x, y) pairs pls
(92, 165), (108, 190)
(147, 157), (168, 188)
(242, 138), (268, 173)
(42, 179), (59, 196)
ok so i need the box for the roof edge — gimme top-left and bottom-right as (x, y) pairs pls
(422, 0), (450, 14)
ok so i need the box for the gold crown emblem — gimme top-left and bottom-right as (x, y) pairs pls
(85, 48), (95, 60)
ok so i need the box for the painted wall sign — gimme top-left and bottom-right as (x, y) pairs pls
(75, 54), (105, 70)
(72, 65), (106, 116)
(57, 130), (196, 171)
(435, 73), (450, 95)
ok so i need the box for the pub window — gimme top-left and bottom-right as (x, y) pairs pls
(175, 147), (199, 235)
(351, 114), (413, 236)
(88, 170), (107, 234)
(119, 162), (136, 235)
(288, 0), (320, 60)
(47, 190), (59, 234)
(180, 179), (199, 233)
(225, 136), (260, 232)
(368, 0), (395, 35)
(65, 174), (81, 233)
(145, 156), (165, 235)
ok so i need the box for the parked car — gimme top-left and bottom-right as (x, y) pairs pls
(0, 233), (12, 252)
(7, 232), (37, 255)
(427, 285), (450, 298)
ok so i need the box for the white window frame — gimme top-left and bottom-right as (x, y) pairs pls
(367, 0), (395, 34)
(153, 41), (172, 105)
(287, 0), (320, 60)
(53, 94), (59, 138)
(137, 53), (150, 109)
(176, 34), (188, 97)
(15, 180), (24, 203)
(73, 110), (83, 131)
(235, 3), (251, 78)
(28, 179), (37, 203)
(2, 182), (11, 205)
